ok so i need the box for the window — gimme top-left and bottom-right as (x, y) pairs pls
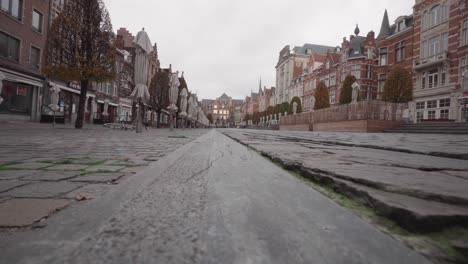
(379, 48), (387, 66)
(366, 65), (372, 79)
(30, 46), (40, 69)
(429, 36), (440, 56)
(428, 110), (436, 119)
(416, 111), (423, 122)
(427, 100), (437, 108)
(422, 72), (426, 89)
(439, 98), (450, 107)
(214, 105), (218, 109)
(329, 89), (335, 104)
(378, 74), (386, 95)
(213, 109), (218, 114)
(440, 109), (449, 119)
(1, 0), (22, 20)
(0, 81), (32, 115)
(330, 73), (336, 86)
(431, 6), (440, 26)
(461, 57), (468, 89)
(395, 41), (405, 62)
(416, 102), (425, 110)
(462, 20), (468, 46)
(32, 10), (43, 33)
(0, 31), (20, 62)
(367, 48), (373, 59)
(441, 32), (448, 52)
(351, 65), (360, 79)
(428, 69), (438, 88)
(441, 66), (446, 86)
(341, 68), (346, 82)
(397, 20), (405, 32)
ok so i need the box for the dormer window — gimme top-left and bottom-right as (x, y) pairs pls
(397, 20), (405, 32)
(306, 49), (312, 54)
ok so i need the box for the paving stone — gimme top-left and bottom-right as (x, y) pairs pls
(46, 164), (89, 171)
(119, 167), (144, 174)
(84, 165), (126, 172)
(65, 184), (114, 200)
(0, 180), (31, 193)
(4, 163), (52, 170)
(102, 160), (120, 165)
(70, 158), (104, 165)
(0, 198), (70, 227)
(71, 173), (124, 183)
(0, 182), (83, 198)
(20, 171), (80, 181)
(0, 170), (38, 180)
(143, 156), (159, 161)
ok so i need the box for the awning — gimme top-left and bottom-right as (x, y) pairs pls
(49, 81), (80, 94)
(1, 71), (43, 87)
(120, 104), (132, 108)
(97, 100), (118, 106)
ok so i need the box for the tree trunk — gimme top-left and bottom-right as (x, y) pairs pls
(156, 109), (161, 128)
(131, 102), (137, 122)
(75, 80), (89, 129)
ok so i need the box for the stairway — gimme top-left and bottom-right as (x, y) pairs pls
(385, 122), (468, 134)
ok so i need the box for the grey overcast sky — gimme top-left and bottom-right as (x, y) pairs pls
(102, 0), (413, 100)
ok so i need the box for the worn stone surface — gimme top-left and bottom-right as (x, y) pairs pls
(20, 171), (79, 181)
(0, 199), (70, 227)
(0, 182), (83, 198)
(4, 162), (52, 170)
(47, 164), (90, 171)
(84, 165), (125, 172)
(0, 180), (31, 193)
(221, 129), (468, 232)
(70, 173), (124, 183)
(0, 170), (38, 180)
(65, 184), (114, 200)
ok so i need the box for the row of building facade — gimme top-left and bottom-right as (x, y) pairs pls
(234, 0), (468, 124)
(1, 0), (196, 125)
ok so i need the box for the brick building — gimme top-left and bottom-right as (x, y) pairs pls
(1, 0), (50, 121)
(376, 10), (415, 100)
(275, 44), (333, 105)
(411, 0), (468, 122)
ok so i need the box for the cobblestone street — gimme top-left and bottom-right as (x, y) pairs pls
(0, 122), (208, 228)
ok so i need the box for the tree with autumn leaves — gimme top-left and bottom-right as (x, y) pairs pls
(314, 81), (330, 110)
(44, 0), (115, 129)
(382, 66), (413, 103)
(339, 75), (356, 104)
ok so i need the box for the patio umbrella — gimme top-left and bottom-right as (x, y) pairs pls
(130, 28), (152, 133)
(168, 72), (179, 110)
(179, 88), (188, 117)
(0, 72), (5, 105)
(48, 84), (60, 127)
(102, 99), (109, 116)
(130, 29), (152, 103)
(48, 84), (60, 112)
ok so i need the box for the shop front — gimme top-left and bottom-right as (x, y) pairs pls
(0, 69), (42, 122)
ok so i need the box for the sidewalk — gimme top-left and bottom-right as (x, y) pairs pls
(0, 122), (208, 228)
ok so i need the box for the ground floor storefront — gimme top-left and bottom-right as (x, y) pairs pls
(0, 68), (42, 122)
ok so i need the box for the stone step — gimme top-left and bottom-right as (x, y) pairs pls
(384, 129), (468, 134)
(332, 178), (468, 233)
(298, 168), (468, 232)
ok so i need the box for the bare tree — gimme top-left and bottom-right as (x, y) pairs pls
(43, 0), (116, 128)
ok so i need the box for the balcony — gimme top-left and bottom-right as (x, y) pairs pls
(414, 52), (448, 70)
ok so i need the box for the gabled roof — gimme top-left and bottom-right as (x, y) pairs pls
(293, 43), (335, 56)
